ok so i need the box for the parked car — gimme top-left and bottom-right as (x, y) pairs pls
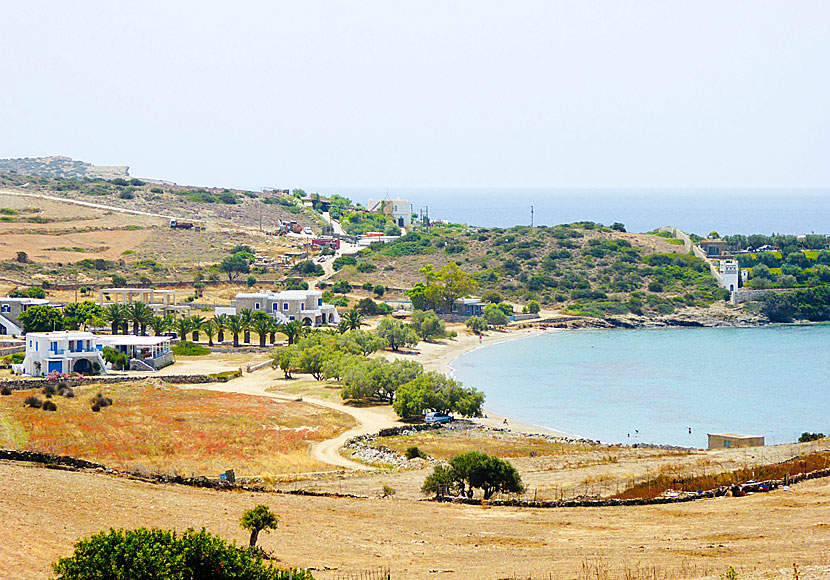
(303, 226), (313, 235)
(424, 411), (453, 424)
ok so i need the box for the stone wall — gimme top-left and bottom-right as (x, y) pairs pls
(0, 374), (218, 391)
(732, 288), (792, 305)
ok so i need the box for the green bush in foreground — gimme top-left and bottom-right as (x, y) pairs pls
(53, 527), (314, 580)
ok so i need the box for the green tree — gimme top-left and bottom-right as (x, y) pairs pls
(524, 300), (541, 314)
(103, 303), (128, 335)
(421, 465), (456, 497)
(271, 346), (297, 379)
(240, 505), (280, 548)
(409, 309), (446, 341)
(419, 262), (477, 312)
(375, 318), (419, 351)
(219, 254), (251, 281)
(214, 313), (230, 343)
(188, 315), (206, 341)
(128, 301), (154, 335)
(239, 308), (254, 344)
(341, 308), (365, 331)
(224, 314), (246, 347)
(19, 304), (63, 333)
(174, 317), (193, 342)
(465, 316), (488, 335)
(251, 313), (274, 347)
(447, 451), (524, 499)
(102, 346), (129, 370)
(51, 527), (312, 580)
(483, 303), (509, 327)
(62, 301), (103, 330)
(393, 371), (484, 418)
(202, 318), (217, 346)
(149, 314), (172, 336)
(295, 344), (328, 380)
(279, 319), (305, 345)
(345, 329), (385, 356)
(342, 358), (423, 404)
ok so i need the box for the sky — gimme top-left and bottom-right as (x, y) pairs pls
(1, 1), (828, 191)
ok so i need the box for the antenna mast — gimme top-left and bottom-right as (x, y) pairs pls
(530, 205), (534, 228)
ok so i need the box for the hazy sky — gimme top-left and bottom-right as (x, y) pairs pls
(1, 1), (828, 191)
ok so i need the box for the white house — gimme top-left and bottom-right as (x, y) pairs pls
(718, 260), (740, 293)
(20, 331), (106, 376)
(97, 335), (174, 370)
(367, 198), (413, 228)
(17, 331), (174, 376)
(225, 290), (340, 326)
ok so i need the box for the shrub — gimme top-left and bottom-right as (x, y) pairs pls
(356, 262), (377, 273)
(172, 340), (211, 356)
(1, 386), (12, 395)
(118, 191), (135, 200)
(24, 395), (43, 409)
(405, 446), (426, 460)
(373, 284), (385, 297)
(91, 392), (113, 409)
(799, 432), (825, 443)
(42, 400), (58, 411)
(381, 485), (396, 497)
(52, 527), (312, 580)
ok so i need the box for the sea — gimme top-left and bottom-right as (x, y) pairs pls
(450, 325), (830, 448)
(321, 187), (830, 235)
(320, 187), (830, 447)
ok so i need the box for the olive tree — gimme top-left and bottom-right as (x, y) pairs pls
(240, 504), (280, 548)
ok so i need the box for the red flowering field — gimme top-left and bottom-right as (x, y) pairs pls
(0, 381), (354, 476)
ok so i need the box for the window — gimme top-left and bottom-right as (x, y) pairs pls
(317, 298), (322, 306)
(272, 303), (278, 312)
(289, 315), (295, 321)
(0, 304), (9, 313)
(283, 303), (288, 310)
(254, 302), (261, 310)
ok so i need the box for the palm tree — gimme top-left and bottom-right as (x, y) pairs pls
(128, 302), (153, 335)
(224, 314), (246, 347)
(103, 304), (128, 335)
(188, 315), (206, 342)
(268, 317), (279, 344)
(279, 319), (304, 346)
(214, 313), (229, 344)
(341, 308), (365, 331)
(202, 319), (217, 346)
(148, 315), (170, 336)
(175, 317), (193, 342)
(251, 313), (273, 348)
(239, 308), (254, 344)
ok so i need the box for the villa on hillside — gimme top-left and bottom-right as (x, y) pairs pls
(15, 331), (173, 376)
(98, 287), (190, 316)
(0, 297), (51, 336)
(367, 198), (413, 228)
(699, 239), (730, 258)
(450, 298), (485, 318)
(225, 290), (340, 327)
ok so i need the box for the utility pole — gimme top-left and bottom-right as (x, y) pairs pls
(530, 205), (534, 228)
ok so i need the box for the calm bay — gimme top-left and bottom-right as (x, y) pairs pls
(450, 325), (830, 448)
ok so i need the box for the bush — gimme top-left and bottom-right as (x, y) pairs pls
(799, 432), (825, 443)
(356, 261), (377, 273)
(102, 346), (129, 370)
(91, 392), (113, 409)
(52, 527), (313, 580)
(1, 386), (11, 395)
(118, 190), (135, 200)
(405, 446), (426, 460)
(42, 384), (57, 397)
(42, 400), (57, 411)
(422, 451), (524, 499)
(24, 395), (43, 408)
(172, 340), (211, 356)
(373, 284), (385, 297)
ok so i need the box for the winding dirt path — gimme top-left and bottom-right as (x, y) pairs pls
(175, 367), (401, 470)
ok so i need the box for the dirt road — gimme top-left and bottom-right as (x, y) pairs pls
(0, 189), (176, 220)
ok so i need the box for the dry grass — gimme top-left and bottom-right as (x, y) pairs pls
(374, 428), (594, 460)
(0, 381), (355, 476)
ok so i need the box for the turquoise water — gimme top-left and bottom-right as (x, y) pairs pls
(450, 326), (830, 447)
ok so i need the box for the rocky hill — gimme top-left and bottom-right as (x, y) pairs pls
(0, 156), (129, 180)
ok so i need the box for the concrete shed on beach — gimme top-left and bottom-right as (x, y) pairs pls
(708, 433), (765, 449)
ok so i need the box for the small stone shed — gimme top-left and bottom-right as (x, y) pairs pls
(708, 433), (765, 449)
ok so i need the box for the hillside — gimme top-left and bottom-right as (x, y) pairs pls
(0, 156), (129, 180)
(329, 222), (730, 318)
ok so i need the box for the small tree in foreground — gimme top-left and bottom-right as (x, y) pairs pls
(52, 527), (312, 580)
(240, 505), (280, 548)
(422, 451), (524, 500)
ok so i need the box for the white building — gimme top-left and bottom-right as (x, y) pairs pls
(227, 290), (340, 327)
(718, 260), (740, 293)
(98, 287), (190, 316)
(17, 331), (174, 376)
(367, 198), (413, 228)
(20, 331), (106, 376)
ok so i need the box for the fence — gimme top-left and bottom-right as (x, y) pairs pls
(326, 567), (390, 580)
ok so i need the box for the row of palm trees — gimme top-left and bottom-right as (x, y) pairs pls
(102, 303), (311, 347)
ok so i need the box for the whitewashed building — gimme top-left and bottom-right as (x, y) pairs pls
(0, 297), (50, 336)
(20, 331), (106, 376)
(367, 198), (413, 228)
(228, 290), (340, 326)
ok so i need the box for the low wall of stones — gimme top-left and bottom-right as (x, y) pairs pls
(732, 288), (792, 305)
(0, 374), (218, 391)
(428, 467), (830, 508)
(0, 345), (25, 356)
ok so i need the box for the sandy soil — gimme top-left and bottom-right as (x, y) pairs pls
(2, 458), (829, 580)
